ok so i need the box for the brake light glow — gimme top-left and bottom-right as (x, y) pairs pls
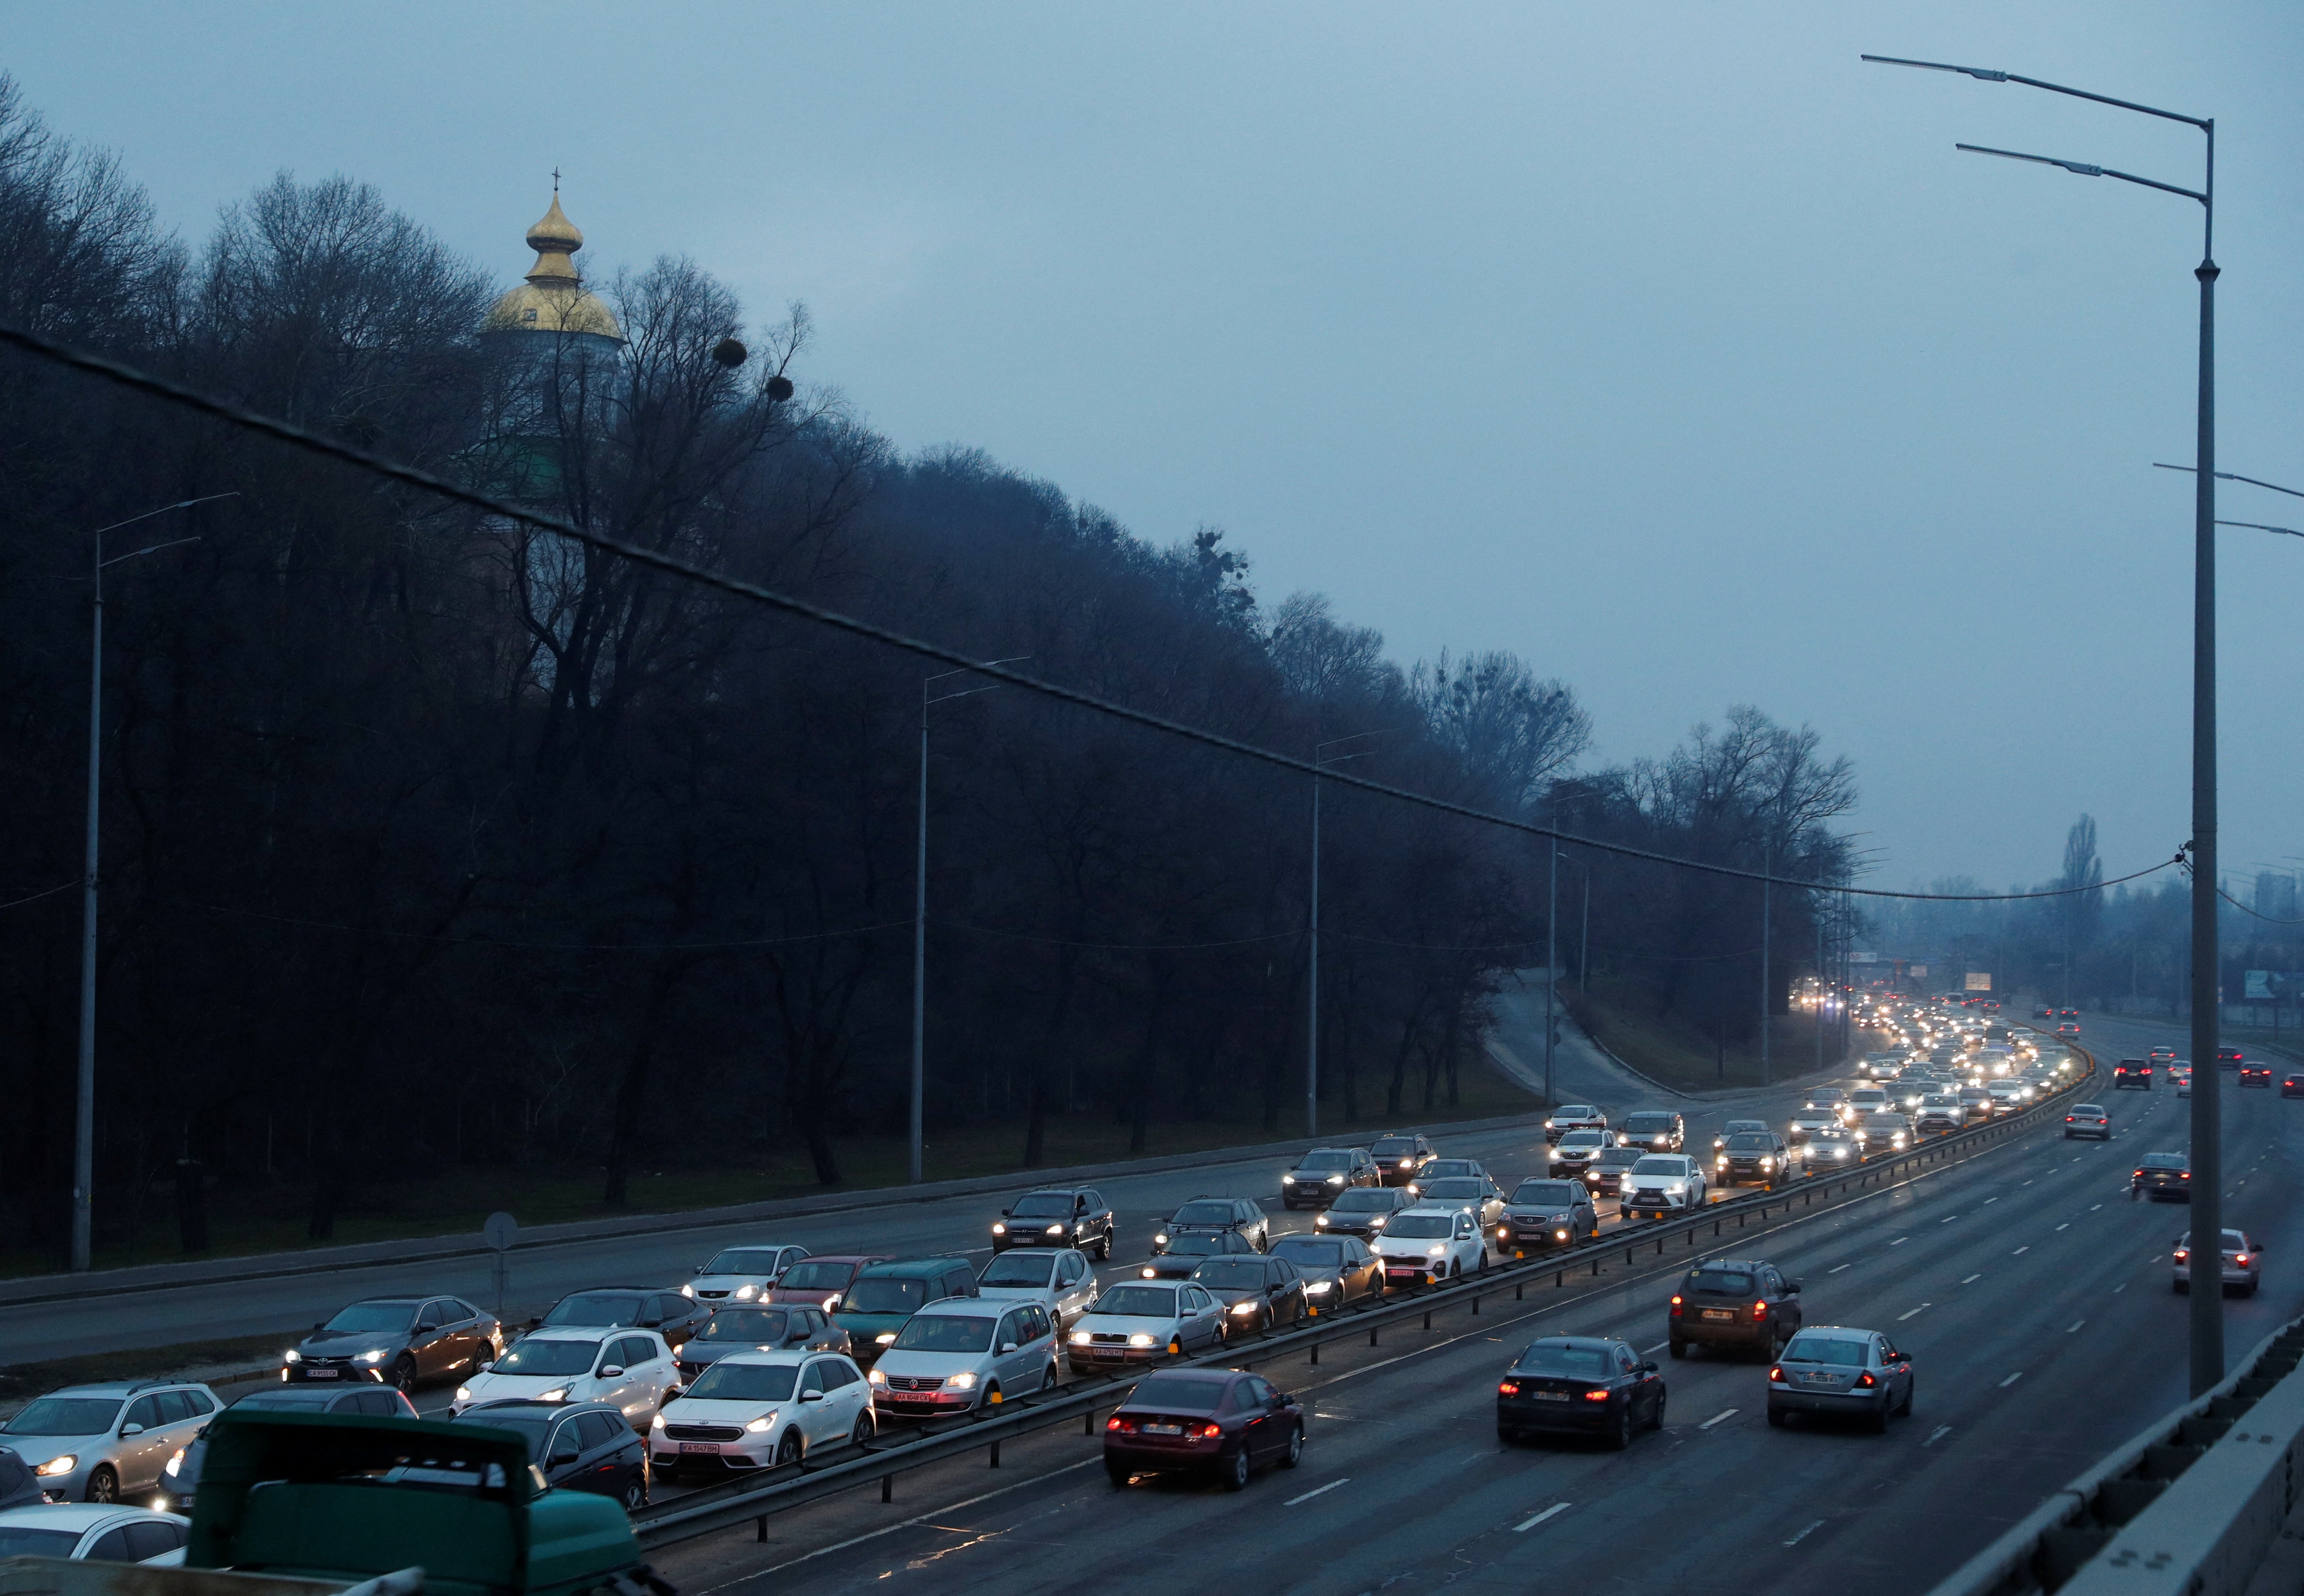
(1582, 1389), (1609, 1402)
(1197, 1422), (1223, 1438)
(1107, 1416), (1136, 1434)
(1499, 1381), (1521, 1395)
(1769, 1365), (1786, 1383)
(1752, 1300), (1770, 1322)
(1669, 1294), (1683, 1318)
(1855, 1371), (1877, 1388)
(2236, 1255), (2250, 1267)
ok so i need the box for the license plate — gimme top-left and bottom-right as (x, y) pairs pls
(679, 1442), (719, 1454)
(305, 1369), (339, 1379)
(892, 1391), (933, 1402)
(1095, 1349), (1125, 1360)
(1701, 1309), (1735, 1321)
(1143, 1422), (1183, 1435)
(1532, 1392), (1571, 1402)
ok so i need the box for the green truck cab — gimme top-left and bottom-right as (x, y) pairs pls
(182, 1410), (660, 1596)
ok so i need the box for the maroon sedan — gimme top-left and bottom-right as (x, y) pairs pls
(763, 1254), (890, 1311)
(1104, 1368), (1305, 1491)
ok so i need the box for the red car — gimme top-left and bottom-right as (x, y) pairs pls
(764, 1254), (892, 1309)
(1105, 1367), (1305, 1490)
(2217, 1048), (2246, 1069)
(2239, 1066), (2273, 1089)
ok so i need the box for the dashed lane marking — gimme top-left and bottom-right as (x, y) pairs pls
(1514, 1503), (1572, 1533)
(2056, 1223), (2070, 1231)
(1828, 1264), (1851, 1273)
(1890, 1237), (1908, 1247)
(2012, 1246), (2029, 1256)
(1941, 1215), (1960, 1224)
(1898, 1304), (1931, 1321)
(1999, 1372), (2022, 1388)
(1961, 1274), (1981, 1284)
(1285, 1479), (1351, 1507)
(2069, 1320), (2085, 1334)
(1699, 1409), (1738, 1430)
(1924, 1425), (1953, 1446)
(1784, 1520), (1825, 1547)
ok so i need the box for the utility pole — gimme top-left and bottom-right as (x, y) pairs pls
(1544, 838), (1558, 1104)
(1307, 775), (1321, 1140)
(1815, 911), (1825, 1076)
(1579, 866), (1590, 991)
(1759, 845), (1771, 1086)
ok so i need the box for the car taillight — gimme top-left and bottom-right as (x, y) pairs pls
(2066, 1116), (2074, 1122)
(1669, 1294), (1683, 1318)
(1499, 1380), (1521, 1396)
(2135, 1170), (2145, 1178)
(1752, 1300), (1770, 1322)
(1197, 1422), (1223, 1438)
(2182, 1172), (2190, 1179)
(1855, 1370), (1877, 1388)
(1107, 1416), (1137, 1434)
(1582, 1389), (1609, 1402)
(1769, 1365), (1786, 1383)
(2236, 1255), (2250, 1266)
(2175, 1250), (2189, 1262)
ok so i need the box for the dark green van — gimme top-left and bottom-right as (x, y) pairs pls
(187, 1409), (658, 1596)
(830, 1257), (979, 1365)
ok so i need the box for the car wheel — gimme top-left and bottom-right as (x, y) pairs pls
(2175, 1279), (2190, 1295)
(1476, 1249), (1490, 1274)
(1097, 1233), (1112, 1261)
(1106, 1463), (1131, 1490)
(1898, 1380), (1915, 1417)
(85, 1466), (118, 1504)
(1606, 1405), (1633, 1451)
(776, 1429), (803, 1467)
(391, 1355), (418, 1395)
(1448, 1260), (1461, 1280)
(1669, 1338), (1687, 1361)
(1647, 1389), (1667, 1431)
(1497, 1425), (1521, 1445)
(1220, 1446), (1251, 1492)
(1281, 1424), (1304, 1469)
(1867, 1401), (1890, 1434)
(622, 1474), (648, 1512)
(852, 1410), (876, 1446)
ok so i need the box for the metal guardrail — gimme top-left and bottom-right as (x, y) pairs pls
(633, 1052), (2097, 1549)
(1926, 1315), (2304, 1596)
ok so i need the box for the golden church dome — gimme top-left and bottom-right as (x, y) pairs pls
(485, 190), (622, 340)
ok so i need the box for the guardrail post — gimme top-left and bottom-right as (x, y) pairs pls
(1310, 1340), (1319, 1364)
(1370, 1325), (1379, 1346)
(1423, 1308), (1433, 1330)
(1517, 1282), (1525, 1299)
(756, 1515), (767, 1542)
(989, 1440), (1000, 1468)
(883, 1473), (893, 1504)
(1085, 1409), (1094, 1436)
(1472, 1293), (1480, 1315)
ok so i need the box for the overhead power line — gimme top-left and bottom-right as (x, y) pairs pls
(0, 321), (2181, 906)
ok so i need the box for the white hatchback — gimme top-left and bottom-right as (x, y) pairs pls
(650, 1350), (873, 1473)
(452, 1329), (678, 1426)
(976, 1248), (1100, 1329)
(682, 1244), (810, 1307)
(1370, 1204), (1487, 1287)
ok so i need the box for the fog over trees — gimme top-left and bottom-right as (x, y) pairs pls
(0, 81), (1860, 1257)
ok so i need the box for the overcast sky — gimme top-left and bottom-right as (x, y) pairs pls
(8, 2), (2300, 896)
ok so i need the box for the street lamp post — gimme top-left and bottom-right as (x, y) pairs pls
(71, 494), (233, 1272)
(910, 655), (1028, 1186)
(1865, 53), (2222, 1393)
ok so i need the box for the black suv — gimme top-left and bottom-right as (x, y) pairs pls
(1153, 1197), (1268, 1254)
(1714, 1131), (1796, 1189)
(1280, 1148), (1379, 1208)
(1667, 1259), (1802, 1360)
(1619, 1112), (1686, 1153)
(1368, 1133), (1437, 1186)
(530, 1287), (710, 1350)
(2112, 1060), (2152, 1092)
(992, 1187), (1115, 1258)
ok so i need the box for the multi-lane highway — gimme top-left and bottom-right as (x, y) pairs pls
(632, 1011), (2301, 1596)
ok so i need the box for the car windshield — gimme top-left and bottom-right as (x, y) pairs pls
(1163, 1234), (1231, 1256)
(1009, 1195), (1074, 1220)
(1631, 1157), (1687, 1175)
(233, 1388), (351, 1410)
(543, 1293), (642, 1327)
(700, 1249), (786, 1277)
(1329, 1190), (1392, 1212)
(0, 1529), (81, 1557)
(1421, 1178), (1483, 1198)
(1556, 1108), (1596, 1119)
(322, 1302), (416, 1334)
(1296, 1153), (1354, 1172)
(2142, 1154), (2188, 1170)
(980, 1254), (1057, 1287)
(457, 1410), (553, 1461)
(1370, 1139), (1418, 1159)
(1559, 1133), (1604, 1148)
(1513, 1344), (1611, 1378)
(1623, 1115), (1677, 1134)
(1271, 1239), (1343, 1267)
(1192, 1261), (1270, 1290)
(1596, 1150), (1642, 1167)
(1094, 1286), (1177, 1318)
(777, 1261), (857, 1291)
(492, 1338), (599, 1377)
(1726, 1135), (1774, 1151)
(697, 1310), (787, 1343)
(1725, 1121), (1768, 1134)
(3, 1397), (122, 1436)
(1384, 1215), (1455, 1240)
(892, 1315), (996, 1353)
(1128, 1374), (1230, 1412)
(1688, 1268), (1754, 1294)
(1510, 1181), (1582, 1206)
(684, 1362), (800, 1402)
(844, 1279), (928, 1314)
(1170, 1202), (1238, 1226)
(1783, 1337), (1870, 1366)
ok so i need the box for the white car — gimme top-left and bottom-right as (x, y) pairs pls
(1621, 1155), (1707, 1219)
(1544, 1106), (1606, 1143)
(1064, 1282), (1226, 1374)
(1549, 1128), (1616, 1172)
(1842, 1088), (1890, 1120)
(452, 1329), (678, 1426)
(0, 1504), (189, 1564)
(651, 1350), (874, 1473)
(1787, 1110), (1838, 1142)
(682, 1244), (810, 1305)
(1370, 1204), (1488, 1288)
(976, 1248), (1100, 1328)
(866, 1299), (1060, 1416)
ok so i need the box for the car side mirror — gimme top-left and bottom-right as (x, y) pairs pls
(1785, 1281), (1802, 1295)
(1640, 1361), (1659, 1374)
(313, 1321), (326, 1332)
(479, 1360), (495, 1373)
(121, 1423), (145, 1436)
(599, 1365), (625, 1379)
(551, 1443), (580, 1465)
(799, 1390), (825, 1404)
(1001, 1341), (1020, 1354)
(1000, 1209), (1011, 1218)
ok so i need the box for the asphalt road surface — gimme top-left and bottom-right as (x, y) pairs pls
(645, 1011), (2300, 1596)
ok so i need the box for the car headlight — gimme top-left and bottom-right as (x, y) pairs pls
(1306, 1280), (1334, 1294)
(284, 1349), (303, 1364)
(1282, 1175), (1296, 1184)
(1154, 1232), (1169, 1245)
(1663, 1182), (1687, 1194)
(868, 1367), (888, 1383)
(537, 1388), (568, 1403)
(165, 1450), (184, 1478)
(1715, 1155), (1728, 1166)
(746, 1415), (775, 1433)
(1759, 1158), (1773, 1169)
(1128, 1333), (1156, 1347)
(876, 1332), (898, 1345)
(1428, 1245), (1445, 1256)
(1070, 1330), (1093, 1345)
(1555, 1228), (1570, 1241)
(35, 1456), (74, 1477)
(1314, 1214), (1329, 1227)
(1046, 1224), (1064, 1235)
(946, 1372), (978, 1389)
(354, 1350), (387, 1364)
(455, 1386), (471, 1402)
(1325, 1175), (1344, 1184)
(1368, 1215), (1387, 1228)
(735, 1283), (758, 1300)
(1232, 1301), (1259, 1314)
(1399, 1159), (1414, 1167)
(680, 1284), (695, 1297)
(1142, 1267), (1158, 1279)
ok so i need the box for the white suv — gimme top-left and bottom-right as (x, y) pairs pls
(1371, 1204), (1488, 1287)
(1622, 1155), (1707, 1219)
